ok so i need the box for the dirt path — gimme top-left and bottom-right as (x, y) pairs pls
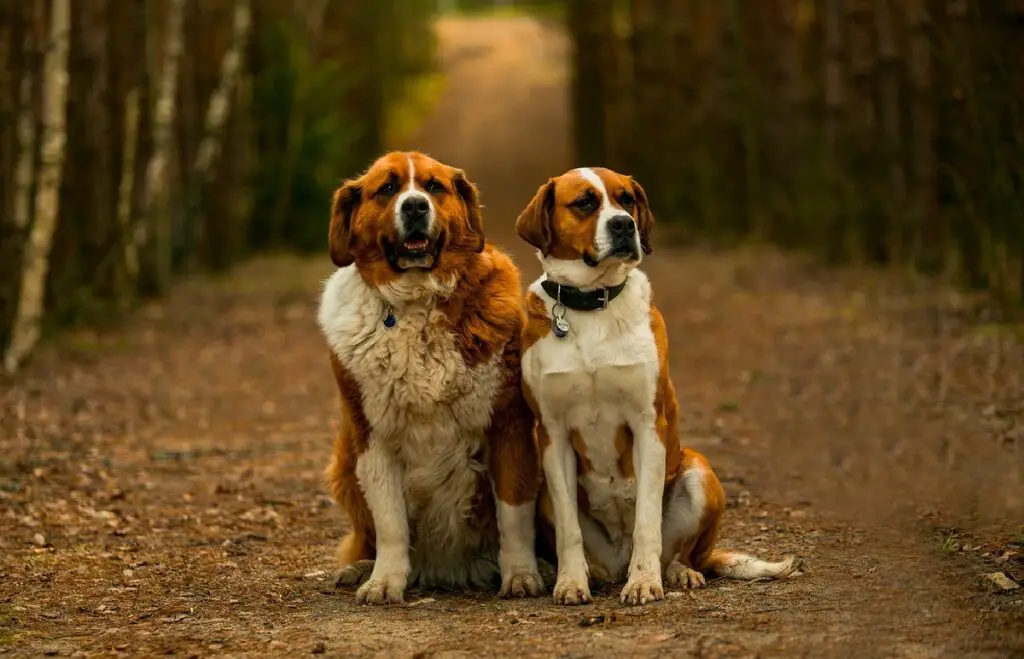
(2, 16), (1023, 659)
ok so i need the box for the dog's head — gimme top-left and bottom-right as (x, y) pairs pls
(515, 167), (653, 287)
(329, 151), (485, 294)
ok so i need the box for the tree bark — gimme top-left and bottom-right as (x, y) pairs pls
(628, 0), (670, 201)
(271, 0), (323, 241)
(823, 0), (846, 259)
(191, 0), (251, 182)
(845, 0), (881, 261)
(11, 3), (38, 232)
(117, 87), (141, 305)
(138, 0), (185, 295)
(569, 0), (615, 167)
(180, 0), (252, 266)
(904, 0), (939, 269)
(4, 0), (71, 373)
(874, 0), (908, 262)
(824, 0), (845, 155)
(81, 0), (115, 288)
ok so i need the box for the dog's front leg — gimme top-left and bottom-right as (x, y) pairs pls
(621, 412), (667, 605)
(489, 397), (544, 598)
(354, 440), (410, 605)
(540, 422), (592, 605)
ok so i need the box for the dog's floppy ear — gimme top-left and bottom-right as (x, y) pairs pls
(453, 169), (485, 253)
(516, 179), (556, 254)
(630, 177), (654, 255)
(329, 179), (362, 267)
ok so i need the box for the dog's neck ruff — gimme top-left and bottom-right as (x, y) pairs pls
(540, 276), (629, 312)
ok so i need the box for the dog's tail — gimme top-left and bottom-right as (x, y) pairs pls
(702, 550), (800, 581)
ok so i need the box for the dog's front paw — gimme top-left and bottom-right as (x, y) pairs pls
(620, 571), (664, 606)
(553, 574), (592, 605)
(664, 561), (706, 589)
(500, 567), (545, 598)
(355, 570), (407, 606)
(335, 559), (375, 588)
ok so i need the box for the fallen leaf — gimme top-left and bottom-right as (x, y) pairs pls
(984, 572), (1020, 591)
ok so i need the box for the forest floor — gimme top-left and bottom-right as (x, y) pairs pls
(3, 15), (1024, 659)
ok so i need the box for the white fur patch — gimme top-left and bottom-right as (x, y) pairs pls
(661, 465), (708, 562)
(318, 265), (505, 588)
(394, 154), (436, 237)
(576, 167), (641, 262)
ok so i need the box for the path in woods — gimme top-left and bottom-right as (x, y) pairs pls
(2, 16), (1023, 659)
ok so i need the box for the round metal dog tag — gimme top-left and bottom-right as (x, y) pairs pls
(551, 303), (570, 338)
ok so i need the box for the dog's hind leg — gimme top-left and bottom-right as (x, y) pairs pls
(334, 531), (375, 587)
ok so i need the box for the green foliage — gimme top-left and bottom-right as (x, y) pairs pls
(248, 17), (362, 254)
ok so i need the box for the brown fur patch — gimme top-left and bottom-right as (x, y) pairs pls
(325, 352), (375, 567)
(438, 245), (523, 368)
(674, 448), (726, 570)
(521, 292), (551, 353)
(489, 308), (541, 506)
(614, 425), (635, 478)
(650, 302), (682, 481)
(569, 429), (594, 475)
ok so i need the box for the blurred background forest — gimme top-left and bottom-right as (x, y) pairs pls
(0, 0), (1022, 372)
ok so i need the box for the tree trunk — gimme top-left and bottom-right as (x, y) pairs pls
(81, 0), (115, 291)
(180, 0), (252, 267)
(823, 0), (845, 259)
(11, 4), (38, 232)
(192, 0), (252, 181)
(569, 0), (615, 166)
(4, 0), (71, 373)
(271, 0), (324, 243)
(628, 0), (670, 202)
(116, 87), (141, 307)
(874, 0), (908, 262)
(845, 0), (882, 261)
(904, 0), (939, 270)
(138, 0), (185, 296)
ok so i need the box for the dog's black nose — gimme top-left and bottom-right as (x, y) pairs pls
(608, 215), (635, 235)
(400, 195), (430, 220)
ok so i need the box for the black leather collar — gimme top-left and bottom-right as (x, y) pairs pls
(541, 278), (628, 312)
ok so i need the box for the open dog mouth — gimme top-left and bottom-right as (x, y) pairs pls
(383, 231), (446, 271)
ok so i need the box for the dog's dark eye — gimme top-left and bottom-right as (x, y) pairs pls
(572, 194), (598, 214)
(376, 180), (398, 197)
(619, 194), (635, 211)
(425, 179), (446, 195)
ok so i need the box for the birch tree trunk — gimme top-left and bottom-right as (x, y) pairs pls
(176, 0), (251, 267)
(117, 88), (141, 305)
(191, 0), (252, 182)
(138, 0), (185, 295)
(12, 5), (38, 232)
(4, 0), (71, 374)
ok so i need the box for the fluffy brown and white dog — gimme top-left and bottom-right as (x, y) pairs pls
(516, 167), (798, 606)
(317, 151), (544, 605)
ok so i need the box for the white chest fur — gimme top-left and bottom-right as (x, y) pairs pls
(522, 272), (660, 547)
(318, 266), (505, 584)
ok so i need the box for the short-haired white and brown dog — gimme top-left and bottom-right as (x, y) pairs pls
(516, 167), (798, 606)
(317, 151), (544, 605)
